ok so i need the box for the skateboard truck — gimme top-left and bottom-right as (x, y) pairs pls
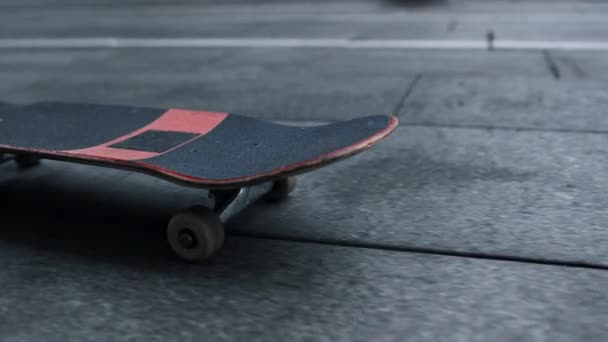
(216, 181), (275, 223)
(166, 177), (296, 262)
(4, 152), (296, 262)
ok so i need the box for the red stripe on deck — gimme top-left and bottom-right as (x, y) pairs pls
(146, 109), (227, 133)
(64, 109), (228, 161)
(71, 147), (159, 160)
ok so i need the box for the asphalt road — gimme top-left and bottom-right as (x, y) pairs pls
(1, 1), (608, 341)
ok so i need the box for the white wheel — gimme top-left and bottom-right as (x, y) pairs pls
(264, 176), (297, 202)
(167, 206), (224, 262)
(15, 154), (40, 169)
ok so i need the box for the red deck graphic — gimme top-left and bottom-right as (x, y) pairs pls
(64, 109), (228, 160)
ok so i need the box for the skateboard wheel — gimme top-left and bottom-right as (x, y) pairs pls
(15, 154), (40, 169)
(264, 176), (297, 202)
(167, 206), (224, 262)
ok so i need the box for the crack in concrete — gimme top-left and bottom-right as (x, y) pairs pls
(543, 50), (561, 79)
(392, 74), (421, 117)
(233, 232), (608, 271)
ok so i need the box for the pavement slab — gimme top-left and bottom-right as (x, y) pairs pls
(0, 218), (607, 342)
(227, 126), (608, 265)
(0, 49), (548, 120)
(0, 48), (410, 120)
(400, 76), (608, 131)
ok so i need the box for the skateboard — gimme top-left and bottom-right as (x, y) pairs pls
(0, 101), (397, 261)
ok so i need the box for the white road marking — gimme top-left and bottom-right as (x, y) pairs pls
(0, 38), (607, 51)
(497, 40), (608, 51)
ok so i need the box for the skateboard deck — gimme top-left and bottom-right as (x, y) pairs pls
(0, 101), (397, 189)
